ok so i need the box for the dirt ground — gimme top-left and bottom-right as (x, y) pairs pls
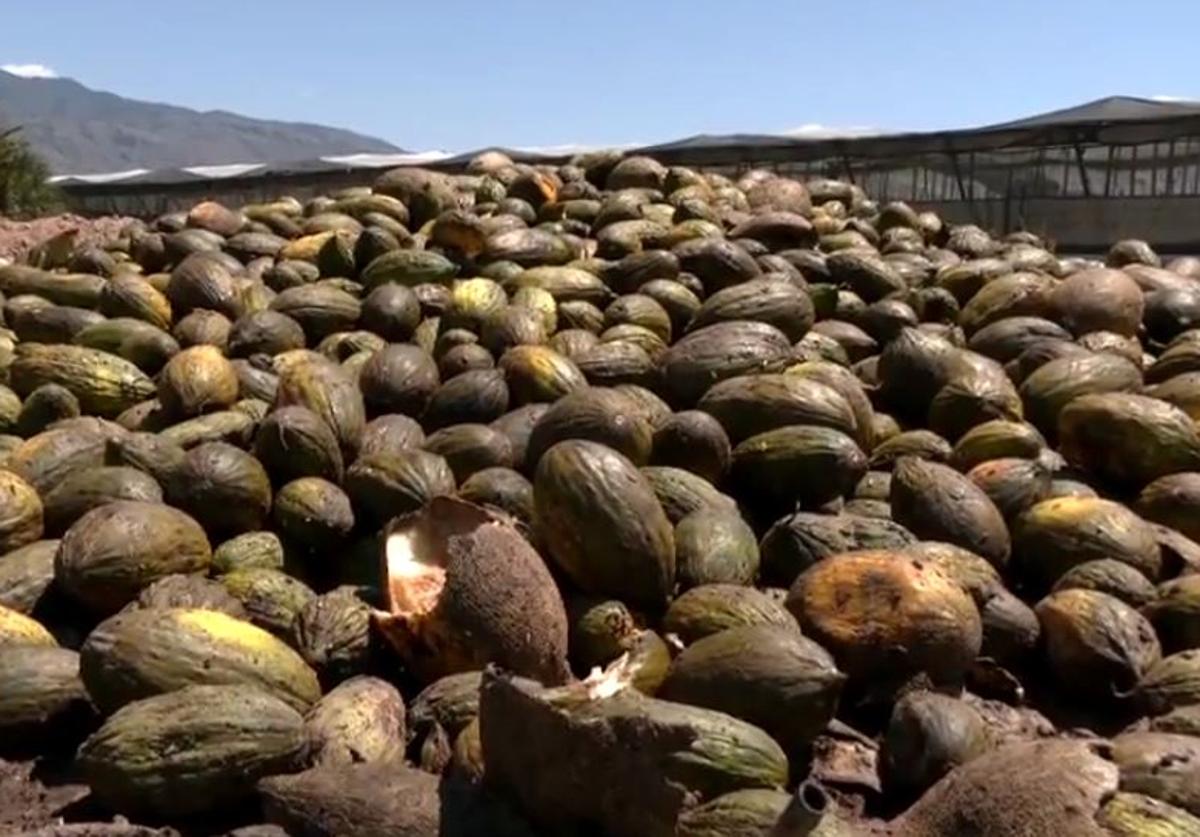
(0, 756), (152, 836)
(0, 215), (135, 264)
(0, 756), (263, 836)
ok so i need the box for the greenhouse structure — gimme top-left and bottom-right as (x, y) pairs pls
(55, 96), (1200, 251)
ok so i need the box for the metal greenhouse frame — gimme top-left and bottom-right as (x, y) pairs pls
(54, 97), (1200, 251)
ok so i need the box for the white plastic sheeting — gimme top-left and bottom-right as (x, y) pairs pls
(48, 167), (150, 184)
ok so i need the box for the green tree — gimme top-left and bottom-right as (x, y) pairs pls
(0, 125), (60, 217)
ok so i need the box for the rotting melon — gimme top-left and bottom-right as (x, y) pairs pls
(54, 500), (211, 615)
(890, 739), (1117, 837)
(479, 666), (788, 837)
(787, 550), (982, 687)
(0, 602), (57, 648)
(1012, 496), (1162, 593)
(659, 624), (844, 755)
(663, 584), (799, 646)
(697, 373), (858, 445)
(1035, 588), (1161, 699)
(890, 456), (1011, 569)
(259, 759), (442, 837)
(0, 645), (91, 741)
(305, 675), (407, 766)
(730, 425), (867, 518)
(78, 684), (307, 818)
(79, 606), (320, 713)
(375, 496), (570, 685)
(534, 440), (675, 610)
(1058, 392), (1200, 489)
(0, 539), (59, 615)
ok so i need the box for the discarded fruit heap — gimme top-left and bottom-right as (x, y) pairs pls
(2, 150), (1200, 837)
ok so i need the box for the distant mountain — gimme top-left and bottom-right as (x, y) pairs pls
(0, 71), (403, 175)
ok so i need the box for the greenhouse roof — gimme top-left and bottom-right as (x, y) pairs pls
(52, 96), (1200, 189)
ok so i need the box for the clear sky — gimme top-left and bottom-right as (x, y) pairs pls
(2, 0), (1198, 153)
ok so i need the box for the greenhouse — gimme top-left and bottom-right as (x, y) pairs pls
(57, 96), (1200, 250)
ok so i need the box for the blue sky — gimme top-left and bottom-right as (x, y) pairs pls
(2, 1), (1198, 152)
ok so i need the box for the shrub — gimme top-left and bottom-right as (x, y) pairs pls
(0, 126), (60, 217)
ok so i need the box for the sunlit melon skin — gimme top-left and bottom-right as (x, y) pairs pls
(79, 606), (321, 713)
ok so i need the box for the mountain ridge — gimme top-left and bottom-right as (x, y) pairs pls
(0, 71), (403, 175)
